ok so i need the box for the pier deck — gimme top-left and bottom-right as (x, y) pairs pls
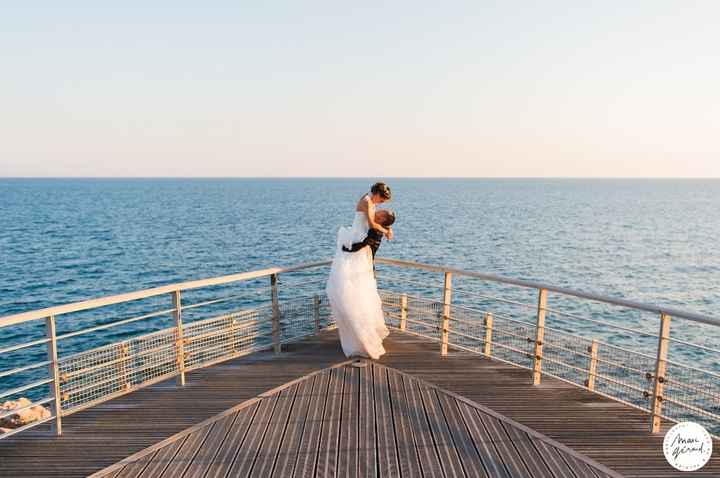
(1, 330), (718, 477)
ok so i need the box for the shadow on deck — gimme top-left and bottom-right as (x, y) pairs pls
(1, 330), (718, 477)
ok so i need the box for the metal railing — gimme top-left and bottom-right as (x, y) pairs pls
(1, 257), (719, 440)
(374, 257), (720, 436)
(0, 261), (333, 439)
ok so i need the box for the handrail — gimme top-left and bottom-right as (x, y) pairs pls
(2, 257), (719, 440)
(375, 258), (720, 327)
(0, 260), (331, 329)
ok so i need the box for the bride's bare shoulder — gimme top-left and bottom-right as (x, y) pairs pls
(355, 194), (371, 212)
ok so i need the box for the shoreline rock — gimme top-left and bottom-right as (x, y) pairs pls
(0, 398), (51, 432)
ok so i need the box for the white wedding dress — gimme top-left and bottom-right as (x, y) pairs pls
(326, 202), (389, 359)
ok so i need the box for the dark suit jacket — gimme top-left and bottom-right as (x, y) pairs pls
(342, 228), (383, 258)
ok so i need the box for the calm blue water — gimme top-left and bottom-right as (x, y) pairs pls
(1, 178), (720, 396)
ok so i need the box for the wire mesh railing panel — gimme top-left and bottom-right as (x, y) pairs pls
(184, 309), (271, 370)
(379, 292), (402, 329)
(59, 328), (178, 412)
(405, 296), (443, 341)
(278, 299), (319, 343)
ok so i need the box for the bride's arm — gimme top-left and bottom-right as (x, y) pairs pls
(361, 197), (389, 235)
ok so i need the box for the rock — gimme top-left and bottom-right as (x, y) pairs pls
(0, 398), (51, 429)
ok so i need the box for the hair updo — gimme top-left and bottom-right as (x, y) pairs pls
(371, 182), (392, 200)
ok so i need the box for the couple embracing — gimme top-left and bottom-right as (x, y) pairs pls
(325, 182), (395, 361)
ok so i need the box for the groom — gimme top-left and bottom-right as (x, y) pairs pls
(342, 209), (395, 260)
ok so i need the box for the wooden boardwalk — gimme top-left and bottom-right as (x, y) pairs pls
(1, 329), (719, 477)
(92, 362), (619, 478)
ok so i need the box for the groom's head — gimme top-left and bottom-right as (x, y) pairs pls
(375, 209), (396, 228)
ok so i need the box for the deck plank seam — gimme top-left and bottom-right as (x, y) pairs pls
(476, 409), (528, 477)
(196, 411), (242, 478)
(175, 422), (216, 478)
(267, 380), (301, 477)
(401, 373), (435, 478)
(187, 411), (240, 478)
(335, 366), (347, 478)
(145, 434), (190, 478)
(240, 391), (282, 476)
(213, 400), (261, 478)
(416, 379), (451, 478)
(498, 420), (554, 478)
(273, 375), (318, 476)
(448, 397), (492, 478)
(390, 368), (423, 478)
(310, 366), (333, 478)
(434, 389), (472, 478)
(372, 357), (624, 478)
(385, 365), (403, 478)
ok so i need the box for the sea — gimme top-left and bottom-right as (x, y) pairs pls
(1, 178), (719, 396)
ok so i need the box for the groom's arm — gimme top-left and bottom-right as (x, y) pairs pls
(342, 238), (371, 253)
(342, 229), (383, 254)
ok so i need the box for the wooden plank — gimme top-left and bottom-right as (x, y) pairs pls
(252, 386), (298, 476)
(136, 438), (187, 478)
(403, 374), (444, 478)
(5, 330), (716, 478)
(435, 393), (488, 478)
(373, 365), (400, 477)
(420, 384), (466, 477)
(388, 370), (430, 478)
(500, 422), (555, 478)
(272, 376), (316, 477)
(477, 412), (532, 477)
(317, 366), (345, 477)
(532, 439), (576, 478)
(358, 362), (378, 478)
(456, 400), (510, 478)
(226, 393), (280, 476)
(338, 366), (359, 478)
(157, 426), (213, 477)
(561, 452), (605, 478)
(293, 367), (331, 477)
(182, 412), (240, 478)
(113, 452), (158, 478)
(204, 402), (260, 478)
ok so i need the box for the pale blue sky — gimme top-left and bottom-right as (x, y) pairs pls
(1, 2), (719, 177)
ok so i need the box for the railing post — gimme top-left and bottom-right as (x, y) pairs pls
(45, 315), (62, 436)
(651, 313), (671, 433)
(229, 317), (238, 352)
(440, 272), (453, 356)
(271, 274), (281, 354)
(532, 289), (548, 385)
(399, 294), (408, 331)
(586, 340), (598, 391)
(172, 290), (186, 386)
(117, 343), (130, 391)
(313, 294), (321, 332)
(483, 312), (493, 357)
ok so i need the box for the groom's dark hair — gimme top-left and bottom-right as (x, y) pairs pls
(377, 209), (396, 227)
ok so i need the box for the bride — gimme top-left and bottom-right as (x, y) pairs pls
(326, 182), (394, 360)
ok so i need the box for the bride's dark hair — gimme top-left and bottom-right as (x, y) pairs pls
(371, 182), (392, 200)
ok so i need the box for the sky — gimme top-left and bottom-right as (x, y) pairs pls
(1, 2), (719, 178)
